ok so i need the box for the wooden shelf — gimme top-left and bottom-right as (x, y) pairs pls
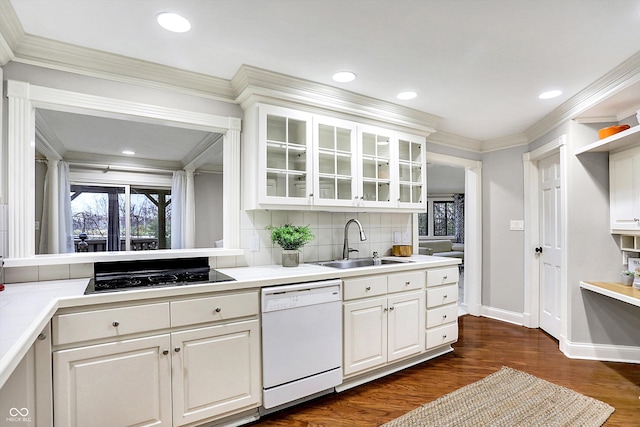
(580, 281), (640, 308)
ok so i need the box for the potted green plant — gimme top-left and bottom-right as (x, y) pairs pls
(266, 224), (314, 267)
(621, 270), (635, 286)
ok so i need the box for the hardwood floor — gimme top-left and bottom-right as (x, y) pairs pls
(250, 315), (640, 427)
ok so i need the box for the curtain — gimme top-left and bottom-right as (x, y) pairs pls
(39, 160), (74, 254)
(453, 193), (465, 243)
(171, 171), (195, 249)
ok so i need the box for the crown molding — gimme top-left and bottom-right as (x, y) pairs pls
(232, 65), (441, 136)
(524, 51), (640, 143)
(426, 130), (482, 153)
(0, 0), (20, 64)
(481, 133), (529, 153)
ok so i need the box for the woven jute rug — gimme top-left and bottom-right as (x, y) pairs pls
(381, 366), (614, 427)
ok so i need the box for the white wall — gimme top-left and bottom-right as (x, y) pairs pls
(194, 172), (223, 248)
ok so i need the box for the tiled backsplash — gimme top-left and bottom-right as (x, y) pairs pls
(239, 210), (413, 266)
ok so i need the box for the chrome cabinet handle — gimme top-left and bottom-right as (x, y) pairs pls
(443, 294), (448, 299)
(37, 333), (47, 340)
(112, 321), (120, 327)
(162, 350), (169, 355)
(389, 306), (395, 311)
(214, 307), (222, 313)
(174, 348), (181, 353)
(365, 286), (371, 291)
(443, 275), (448, 280)
(442, 314), (447, 319)
(405, 281), (410, 285)
(442, 334), (447, 339)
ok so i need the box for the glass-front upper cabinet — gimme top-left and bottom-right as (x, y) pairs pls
(358, 125), (395, 208)
(397, 132), (426, 209)
(259, 105), (313, 206)
(313, 116), (358, 207)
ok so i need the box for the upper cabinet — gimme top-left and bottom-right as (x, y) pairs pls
(242, 103), (426, 212)
(610, 146), (640, 233)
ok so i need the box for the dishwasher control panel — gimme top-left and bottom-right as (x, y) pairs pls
(262, 280), (342, 312)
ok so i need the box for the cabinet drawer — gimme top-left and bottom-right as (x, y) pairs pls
(426, 304), (458, 328)
(426, 284), (458, 308)
(343, 275), (387, 301)
(53, 302), (170, 345)
(425, 322), (458, 350)
(171, 291), (259, 327)
(426, 267), (459, 287)
(388, 270), (424, 293)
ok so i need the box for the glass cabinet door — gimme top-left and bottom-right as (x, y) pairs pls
(261, 106), (313, 204)
(397, 133), (426, 208)
(359, 126), (393, 207)
(314, 117), (357, 206)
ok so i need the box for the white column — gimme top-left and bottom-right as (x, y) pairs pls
(185, 169), (196, 248)
(223, 119), (242, 249)
(7, 81), (36, 258)
(47, 159), (60, 253)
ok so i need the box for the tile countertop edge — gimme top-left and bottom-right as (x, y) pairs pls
(0, 255), (459, 389)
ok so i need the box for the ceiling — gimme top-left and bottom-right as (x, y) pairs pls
(6, 0), (640, 145)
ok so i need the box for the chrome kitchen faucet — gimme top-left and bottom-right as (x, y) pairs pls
(342, 218), (367, 260)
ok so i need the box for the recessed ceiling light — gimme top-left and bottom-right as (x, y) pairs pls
(122, 150), (136, 156)
(156, 12), (191, 33)
(538, 90), (562, 100)
(332, 71), (356, 83)
(397, 91), (417, 100)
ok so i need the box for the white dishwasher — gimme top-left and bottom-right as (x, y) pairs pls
(261, 279), (342, 410)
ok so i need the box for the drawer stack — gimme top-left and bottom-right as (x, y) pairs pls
(425, 267), (459, 350)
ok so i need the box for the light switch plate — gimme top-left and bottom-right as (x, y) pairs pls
(510, 220), (524, 231)
(250, 235), (260, 252)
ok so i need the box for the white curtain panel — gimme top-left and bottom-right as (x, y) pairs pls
(171, 170), (195, 249)
(39, 160), (74, 254)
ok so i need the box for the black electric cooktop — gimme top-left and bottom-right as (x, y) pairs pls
(84, 257), (236, 294)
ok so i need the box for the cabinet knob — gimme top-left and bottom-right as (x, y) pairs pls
(214, 307), (222, 313)
(443, 275), (448, 280)
(37, 333), (47, 341)
(443, 314), (447, 319)
(174, 347), (181, 353)
(112, 321), (120, 327)
(405, 281), (410, 285)
(384, 307), (388, 312)
(389, 306), (395, 311)
(443, 294), (448, 299)
(162, 350), (169, 355)
(309, 193), (314, 197)
(442, 334), (447, 339)
(365, 286), (371, 291)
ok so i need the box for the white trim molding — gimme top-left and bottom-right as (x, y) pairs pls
(5, 80), (242, 260)
(561, 340), (640, 364)
(480, 305), (525, 326)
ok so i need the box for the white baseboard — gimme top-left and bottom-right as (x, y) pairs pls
(562, 339), (640, 363)
(480, 305), (524, 326)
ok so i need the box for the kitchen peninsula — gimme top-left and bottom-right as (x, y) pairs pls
(0, 254), (460, 427)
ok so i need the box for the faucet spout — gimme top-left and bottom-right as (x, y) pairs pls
(343, 218), (367, 260)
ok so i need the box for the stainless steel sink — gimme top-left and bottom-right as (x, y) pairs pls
(314, 258), (413, 269)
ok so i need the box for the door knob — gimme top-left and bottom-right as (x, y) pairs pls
(535, 247), (543, 253)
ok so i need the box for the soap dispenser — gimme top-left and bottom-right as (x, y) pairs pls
(373, 251), (381, 266)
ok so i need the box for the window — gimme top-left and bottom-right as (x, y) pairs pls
(418, 197), (455, 238)
(71, 184), (171, 252)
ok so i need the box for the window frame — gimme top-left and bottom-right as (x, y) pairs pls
(418, 196), (456, 240)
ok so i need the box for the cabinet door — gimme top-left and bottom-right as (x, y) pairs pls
(53, 334), (172, 427)
(171, 320), (260, 426)
(396, 132), (426, 209)
(610, 149), (640, 231)
(357, 125), (395, 208)
(387, 290), (425, 362)
(314, 116), (359, 207)
(259, 105), (314, 206)
(343, 297), (387, 376)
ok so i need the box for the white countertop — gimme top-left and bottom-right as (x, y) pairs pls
(0, 254), (458, 389)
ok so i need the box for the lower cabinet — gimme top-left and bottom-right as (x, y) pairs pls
(52, 291), (261, 427)
(425, 267), (460, 350)
(343, 271), (425, 376)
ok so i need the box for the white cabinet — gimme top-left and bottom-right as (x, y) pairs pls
(243, 103), (426, 211)
(0, 324), (52, 426)
(610, 146), (640, 232)
(425, 267), (459, 350)
(52, 291), (261, 427)
(343, 271), (425, 376)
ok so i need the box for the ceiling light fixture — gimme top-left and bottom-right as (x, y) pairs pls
(156, 12), (191, 33)
(538, 90), (562, 100)
(332, 71), (356, 82)
(397, 91), (417, 100)
(122, 150), (136, 156)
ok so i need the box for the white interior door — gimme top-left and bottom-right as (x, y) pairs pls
(538, 153), (562, 339)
